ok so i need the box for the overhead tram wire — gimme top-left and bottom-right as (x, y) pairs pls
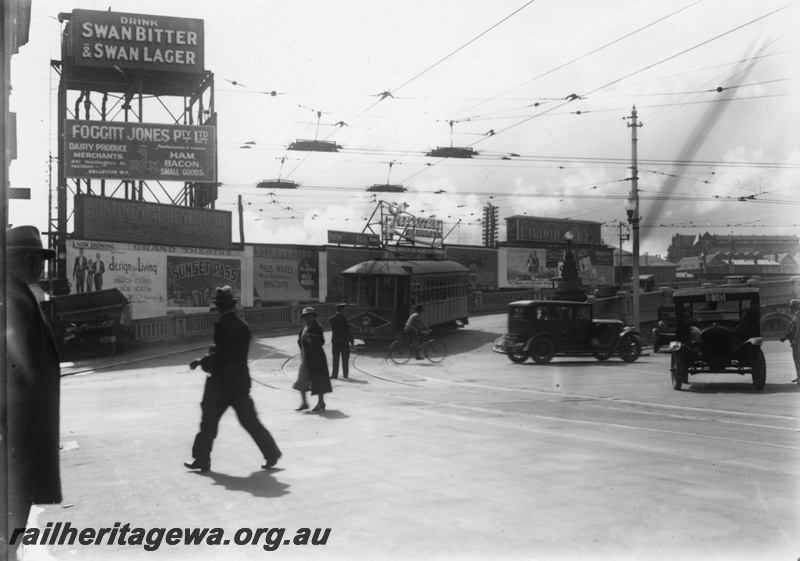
(448, 0), (704, 121)
(319, 0), (536, 140)
(579, 2), (799, 100)
(299, 1), (538, 186)
(431, 1), (798, 184)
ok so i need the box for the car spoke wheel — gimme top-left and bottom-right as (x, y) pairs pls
(618, 335), (642, 363)
(530, 338), (556, 364)
(593, 352), (612, 361)
(751, 347), (766, 391)
(671, 352), (687, 390)
(508, 350), (528, 364)
(424, 339), (447, 364)
(387, 339), (411, 365)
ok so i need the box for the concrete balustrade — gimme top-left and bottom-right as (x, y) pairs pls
(129, 278), (798, 344)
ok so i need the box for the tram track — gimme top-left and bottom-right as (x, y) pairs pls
(342, 344), (800, 444)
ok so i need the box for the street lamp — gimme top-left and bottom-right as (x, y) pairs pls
(624, 195), (640, 330)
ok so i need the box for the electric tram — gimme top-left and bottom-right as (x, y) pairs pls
(342, 259), (470, 343)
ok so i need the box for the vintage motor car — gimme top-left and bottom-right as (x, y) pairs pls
(493, 300), (642, 364)
(668, 286), (765, 390)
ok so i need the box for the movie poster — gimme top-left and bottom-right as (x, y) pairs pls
(166, 256), (242, 308)
(66, 240), (245, 319)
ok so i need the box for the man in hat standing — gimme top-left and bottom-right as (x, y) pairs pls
(185, 286), (281, 472)
(4, 226), (62, 554)
(780, 298), (800, 383)
(329, 303), (354, 379)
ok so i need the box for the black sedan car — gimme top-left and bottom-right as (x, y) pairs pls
(493, 300), (642, 364)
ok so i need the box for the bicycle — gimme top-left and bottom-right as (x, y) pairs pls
(387, 333), (447, 365)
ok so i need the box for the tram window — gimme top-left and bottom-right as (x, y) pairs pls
(377, 276), (395, 308)
(359, 277), (376, 308)
(346, 278), (358, 305)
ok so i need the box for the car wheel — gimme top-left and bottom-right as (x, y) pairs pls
(751, 347), (766, 391)
(530, 338), (556, 364)
(508, 350), (528, 364)
(593, 352), (612, 361)
(619, 334), (642, 363)
(671, 352), (687, 390)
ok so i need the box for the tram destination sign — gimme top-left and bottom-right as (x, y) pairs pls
(64, 120), (217, 182)
(65, 9), (204, 74)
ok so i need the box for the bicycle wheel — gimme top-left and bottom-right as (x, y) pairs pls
(424, 339), (447, 363)
(388, 339), (411, 365)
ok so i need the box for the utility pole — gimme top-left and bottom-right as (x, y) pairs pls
(616, 221), (629, 292)
(624, 106), (642, 330)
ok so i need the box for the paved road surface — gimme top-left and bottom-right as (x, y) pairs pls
(19, 313), (800, 561)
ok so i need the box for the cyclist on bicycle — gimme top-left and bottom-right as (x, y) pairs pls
(404, 305), (431, 360)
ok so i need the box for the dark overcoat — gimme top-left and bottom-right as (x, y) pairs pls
(200, 311), (252, 396)
(298, 320), (332, 395)
(329, 312), (354, 345)
(6, 273), (62, 507)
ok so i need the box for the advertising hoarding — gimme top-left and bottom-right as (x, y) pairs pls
(74, 195), (231, 249)
(66, 9), (204, 74)
(506, 216), (602, 245)
(327, 230), (380, 247)
(252, 245), (320, 302)
(503, 247), (561, 288)
(67, 240), (246, 319)
(65, 120), (216, 182)
(445, 246), (499, 289)
(501, 245), (614, 289)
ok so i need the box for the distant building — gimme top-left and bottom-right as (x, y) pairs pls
(667, 232), (799, 262)
(615, 249), (677, 288)
(676, 251), (797, 280)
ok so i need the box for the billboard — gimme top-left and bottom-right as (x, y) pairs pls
(66, 9), (204, 74)
(74, 195), (231, 249)
(66, 240), (246, 319)
(65, 120), (216, 182)
(503, 247), (561, 288)
(501, 245), (614, 289)
(445, 246), (499, 289)
(252, 245), (320, 302)
(167, 256), (241, 309)
(506, 216), (602, 245)
(327, 230), (380, 247)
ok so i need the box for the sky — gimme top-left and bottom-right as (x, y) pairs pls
(8, 0), (800, 258)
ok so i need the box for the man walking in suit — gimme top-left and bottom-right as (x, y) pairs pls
(329, 303), (354, 379)
(5, 226), (62, 559)
(72, 248), (87, 293)
(184, 286), (281, 472)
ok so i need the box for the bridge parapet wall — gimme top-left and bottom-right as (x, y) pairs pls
(129, 278), (799, 344)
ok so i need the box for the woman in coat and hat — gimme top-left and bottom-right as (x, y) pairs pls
(293, 307), (332, 411)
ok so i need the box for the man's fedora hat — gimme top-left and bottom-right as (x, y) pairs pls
(301, 306), (317, 317)
(6, 226), (56, 259)
(211, 286), (238, 304)
(335, 303), (346, 309)
(790, 299), (800, 310)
